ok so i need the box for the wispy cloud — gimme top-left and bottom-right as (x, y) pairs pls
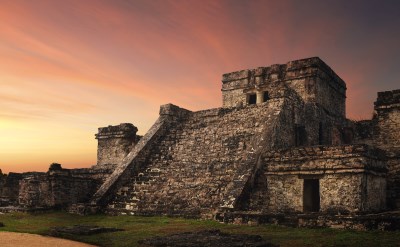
(1, 0), (400, 172)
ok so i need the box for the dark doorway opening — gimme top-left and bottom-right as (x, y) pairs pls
(303, 179), (320, 212)
(248, 94), (257, 105)
(263, 91), (270, 102)
(318, 122), (324, 145)
(295, 125), (307, 146)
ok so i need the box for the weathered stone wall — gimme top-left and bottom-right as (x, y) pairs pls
(17, 164), (114, 208)
(355, 89), (400, 208)
(95, 123), (140, 167)
(363, 174), (387, 211)
(266, 175), (303, 213)
(222, 57), (346, 117)
(320, 174), (363, 213)
(372, 90), (400, 153)
(0, 172), (24, 205)
(248, 145), (387, 214)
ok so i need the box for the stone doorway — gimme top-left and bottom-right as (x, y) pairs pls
(303, 179), (320, 212)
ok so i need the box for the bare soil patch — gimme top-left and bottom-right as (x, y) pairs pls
(0, 232), (96, 247)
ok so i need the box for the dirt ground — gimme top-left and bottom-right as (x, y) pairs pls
(0, 232), (96, 247)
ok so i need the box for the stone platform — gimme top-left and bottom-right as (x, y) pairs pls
(217, 211), (400, 231)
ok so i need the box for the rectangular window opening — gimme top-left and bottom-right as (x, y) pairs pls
(248, 94), (257, 105)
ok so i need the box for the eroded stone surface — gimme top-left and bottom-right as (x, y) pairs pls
(95, 123), (140, 167)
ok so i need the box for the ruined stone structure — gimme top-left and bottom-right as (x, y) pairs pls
(1, 57), (399, 229)
(95, 123), (141, 168)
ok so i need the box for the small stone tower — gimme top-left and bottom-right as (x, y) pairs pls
(95, 123), (140, 167)
(221, 57), (347, 117)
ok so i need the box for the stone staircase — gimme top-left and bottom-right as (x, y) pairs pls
(88, 104), (191, 209)
(106, 167), (163, 215)
(102, 101), (287, 217)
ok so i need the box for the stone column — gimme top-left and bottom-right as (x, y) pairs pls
(256, 91), (263, 104)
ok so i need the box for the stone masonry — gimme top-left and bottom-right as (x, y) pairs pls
(0, 57), (399, 230)
(95, 123), (140, 168)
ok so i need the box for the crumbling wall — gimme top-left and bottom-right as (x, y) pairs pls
(0, 172), (23, 205)
(95, 123), (140, 167)
(372, 90), (400, 152)
(355, 89), (400, 209)
(17, 164), (114, 209)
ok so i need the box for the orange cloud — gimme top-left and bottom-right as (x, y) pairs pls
(1, 0), (399, 173)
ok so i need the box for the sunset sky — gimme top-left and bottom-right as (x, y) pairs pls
(1, 0), (400, 173)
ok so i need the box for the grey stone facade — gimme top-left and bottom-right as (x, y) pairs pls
(1, 57), (399, 229)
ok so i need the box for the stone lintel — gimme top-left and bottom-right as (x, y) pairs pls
(265, 169), (386, 176)
(263, 144), (388, 174)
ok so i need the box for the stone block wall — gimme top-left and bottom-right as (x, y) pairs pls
(17, 164), (114, 208)
(363, 173), (387, 211)
(373, 90), (400, 153)
(266, 175), (303, 213)
(355, 89), (400, 208)
(95, 123), (140, 167)
(221, 57), (346, 117)
(320, 174), (363, 213)
(248, 145), (387, 214)
(106, 96), (297, 217)
(0, 172), (24, 205)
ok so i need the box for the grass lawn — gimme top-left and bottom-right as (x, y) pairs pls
(0, 211), (399, 247)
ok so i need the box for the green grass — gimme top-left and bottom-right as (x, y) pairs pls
(0, 211), (399, 247)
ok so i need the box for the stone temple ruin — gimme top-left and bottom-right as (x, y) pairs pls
(1, 57), (399, 230)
